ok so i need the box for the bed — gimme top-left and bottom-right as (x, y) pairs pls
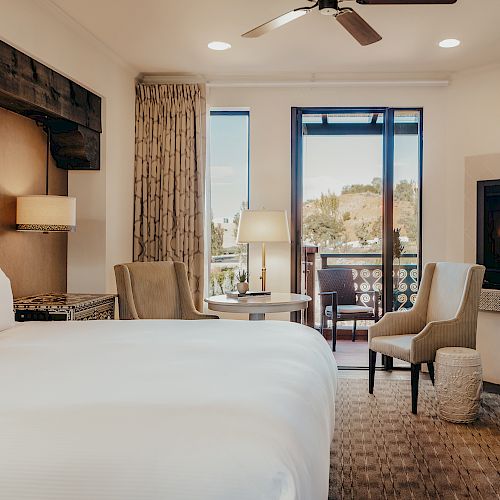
(0, 271), (337, 500)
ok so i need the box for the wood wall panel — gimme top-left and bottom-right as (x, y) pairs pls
(0, 108), (67, 297)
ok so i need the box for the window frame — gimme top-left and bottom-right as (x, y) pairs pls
(206, 108), (250, 297)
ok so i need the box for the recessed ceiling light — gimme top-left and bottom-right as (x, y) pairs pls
(439, 38), (461, 48)
(208, 41), (232, 51)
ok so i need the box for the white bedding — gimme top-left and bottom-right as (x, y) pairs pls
(0, 319), (337, 500)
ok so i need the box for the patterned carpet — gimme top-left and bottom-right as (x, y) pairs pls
(330, 377), (500, 499)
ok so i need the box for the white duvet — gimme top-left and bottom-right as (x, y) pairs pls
(0, 319), (337, 500)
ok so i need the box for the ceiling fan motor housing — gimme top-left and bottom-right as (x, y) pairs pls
(319, 0), (339, 15)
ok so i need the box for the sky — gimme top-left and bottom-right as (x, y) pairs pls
(303, 134), (419, 201)
(209, 113), (248, 220)
(209, 112), (419, 220)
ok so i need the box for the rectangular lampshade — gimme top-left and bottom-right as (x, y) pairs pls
(16, 195), (76, 232)
(237, 210), (290, 243)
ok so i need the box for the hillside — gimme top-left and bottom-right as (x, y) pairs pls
(303, 188), (418, 254)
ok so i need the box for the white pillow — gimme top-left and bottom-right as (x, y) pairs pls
(0, 268), (15, 331)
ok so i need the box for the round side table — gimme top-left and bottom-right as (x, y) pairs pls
(205, 293), (311, 321)
(435, 347), (482, 423)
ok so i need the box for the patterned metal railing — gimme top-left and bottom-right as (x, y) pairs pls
(320, 254), (418, 311)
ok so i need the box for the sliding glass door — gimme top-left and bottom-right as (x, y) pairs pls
(291, 108), (422, 366)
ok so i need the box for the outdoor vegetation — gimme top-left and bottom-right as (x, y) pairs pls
(303, 177), (418, 255)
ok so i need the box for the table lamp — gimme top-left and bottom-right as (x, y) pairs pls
(236, 210), (290, 291)
(16, 121), (76, 233)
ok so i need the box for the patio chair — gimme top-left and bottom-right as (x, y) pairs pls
(318, 268), (380, 352)
(368, 262), (485, 414)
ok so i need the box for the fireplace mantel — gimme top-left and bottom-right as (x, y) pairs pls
(0, 40), (101, 170)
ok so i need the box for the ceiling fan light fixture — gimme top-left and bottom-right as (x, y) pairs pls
(208, 41), (232, 51)
(439, 38), (460, 48)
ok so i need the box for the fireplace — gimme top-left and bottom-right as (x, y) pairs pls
(477, 180), (500, 289)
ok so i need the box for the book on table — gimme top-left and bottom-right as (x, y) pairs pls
(225, 291), (272, 299)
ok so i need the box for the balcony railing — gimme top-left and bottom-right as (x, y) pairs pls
(320, 253), (418, 310)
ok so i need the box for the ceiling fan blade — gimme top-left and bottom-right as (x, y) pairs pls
(336, 8), (382, 46)
(242, 6), (315, 38)
(356, 0), (457, 4)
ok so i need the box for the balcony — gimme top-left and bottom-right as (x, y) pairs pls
(303, 248), (418, 330)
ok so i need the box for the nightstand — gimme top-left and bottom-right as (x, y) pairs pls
(14, 293), (116, 321)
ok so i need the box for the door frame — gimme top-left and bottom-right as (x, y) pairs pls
(291, 107), (423, 321)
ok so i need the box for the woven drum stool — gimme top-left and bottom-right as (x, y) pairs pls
(435, 347), (482, 423)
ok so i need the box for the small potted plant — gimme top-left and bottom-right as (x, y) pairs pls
(236, 269), (249, 294)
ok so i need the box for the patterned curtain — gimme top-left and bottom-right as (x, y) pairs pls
(133, 83), (206, 309)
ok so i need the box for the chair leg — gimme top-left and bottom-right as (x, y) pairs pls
(369, 349), (376, 394)
(320, 313), (325, 338)
(352, 320), (357, 342)
(411, 363), (421, 415)
(332, 321), (337, 352)
(384, 355), (393, 371)
(427, 362), (435, 386)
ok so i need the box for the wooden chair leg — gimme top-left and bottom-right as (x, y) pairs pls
(369, 349), (376, 394)
(427, 362), (435, 385)
(411, 363), (421, 414)
(332, 321), (337, 352)
(352, 320), (357, 342)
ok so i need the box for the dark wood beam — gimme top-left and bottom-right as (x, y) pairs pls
(0, 40), (101, 170)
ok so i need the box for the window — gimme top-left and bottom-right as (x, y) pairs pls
(208, 110), (249, 295)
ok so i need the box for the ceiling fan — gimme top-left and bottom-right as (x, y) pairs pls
(242, 0), (458, 46)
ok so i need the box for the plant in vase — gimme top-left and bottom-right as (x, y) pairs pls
(236, 269), (249, 294)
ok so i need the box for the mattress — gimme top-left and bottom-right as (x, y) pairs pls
(0, 319), (337, 500)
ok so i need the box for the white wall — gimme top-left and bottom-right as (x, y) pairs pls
(0, 0), (136, 293)
(208, 84), (448, 294)
(208, 77), (500, 383)
(448, 66), (500, 384)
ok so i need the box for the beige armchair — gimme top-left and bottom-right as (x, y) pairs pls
(368, 262), (485, 414)
(114, 261), (219, 320)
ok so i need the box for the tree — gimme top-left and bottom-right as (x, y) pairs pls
(355, 221), (371, 246)
(303, 192), (345, 248)
(232, 201), (247, 239)
(395, 180), (417, 202)
(341, 177), (382, 195)
(210, 221), (224, 256)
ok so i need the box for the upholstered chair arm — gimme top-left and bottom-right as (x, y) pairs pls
(411, 317), (465, 364)
(114, 264), (140, 320)
(368, 308), (426, 340)
(183, 310), (220, 320)
(411, 264), (485, 363)
(174, 262), (219, 320)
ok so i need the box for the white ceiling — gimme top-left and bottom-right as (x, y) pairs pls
(49, 0), (500, 78)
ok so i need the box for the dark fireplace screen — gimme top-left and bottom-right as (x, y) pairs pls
(477, 180), (500, 289)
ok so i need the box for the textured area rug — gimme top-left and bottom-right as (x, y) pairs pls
(330, 377), (500, 499)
